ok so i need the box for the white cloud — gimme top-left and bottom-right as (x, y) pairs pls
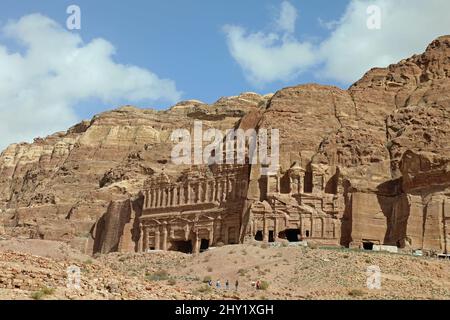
(224, 0), (450, 86)
(319, 0), (450, 83)
(317, 18), (340, 31)
(276, 1), (298, 34)
(223, 1), (316, 86)
(223, 25), (316, 85)
(0, 14), (181, 151)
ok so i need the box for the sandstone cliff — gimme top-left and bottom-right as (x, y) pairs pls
(0, 36), (449, 255)
(0, 93), (270, 252)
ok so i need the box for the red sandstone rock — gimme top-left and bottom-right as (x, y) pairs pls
(0, 36), (449, 255)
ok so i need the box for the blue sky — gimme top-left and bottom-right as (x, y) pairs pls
(0, 0), (348, 118)
(0, 0), (449, 150)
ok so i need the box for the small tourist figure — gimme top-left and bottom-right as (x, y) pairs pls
(225, 280), (229, 290)
(216, 280), (221, 289)
(235, 280), (239, 291)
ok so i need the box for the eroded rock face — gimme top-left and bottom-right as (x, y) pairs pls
(0, 93), (270, 252)
(0, 36), (449, 255)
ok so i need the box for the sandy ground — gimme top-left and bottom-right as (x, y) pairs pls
(0, 239), (91, 261)
(1, 239), (450, 300)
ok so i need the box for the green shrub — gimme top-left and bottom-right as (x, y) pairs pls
(237, 269), (247, 276)
(307, 242), (318, 249)
(31, 291), (45, 300)
(31, 287), (55, 300)
(41, 287), (55, 295)
(196, 285), (213, 294)
(348, 289), (366, 297)
(146, 270), (169, 281)
(259, 281), (269, 290)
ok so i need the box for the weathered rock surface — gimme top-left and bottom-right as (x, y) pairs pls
(0, 93), (271, 252)
(0, 36), (449, 255)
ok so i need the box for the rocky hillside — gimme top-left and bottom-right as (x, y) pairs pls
(0, 93), (271, 251)
(1, 240), (450, 300)
(0, 36), (449, 254)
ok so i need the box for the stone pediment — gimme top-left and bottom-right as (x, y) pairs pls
(168, 217), (191, 224)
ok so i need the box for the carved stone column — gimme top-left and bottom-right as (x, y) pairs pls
(153, 189), (158, 207)
(298, 175), (303, 194)
(231, 179), (236, 200)
(196, 183), (201, 203)
(172, 187), (177, 206)
(211, 181), (217, 202)
(160, 189), (165, 207)
(144, 190), (149, 208)
(154, 228), (160, 250)
(168, 188), (173, 207)
(209, 228), (214, 246)
(162, 188), (169, 208)
(204, 181), (210, 202)
(201, 181), (208, 203)
(157, 189), (161, 207)
(148, 189), (152, 208)
(162, 223), (168, 251)
(224, 178), (229, 201)
(143, 226), (149, 252)
(274, 218), (279, 241)
(263, 214), (269, 242)
(152, 189), (157, 207)
(186, 183), (191, 204)
(179, 186), (184, 205)
(224, 179), (228, 201)
(215, 180), (220, 202)
(220, 180), (226, 201)
(193, 232), (200, 255)
(139, 224), (144, 252)
(214, 216), (222, 243)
